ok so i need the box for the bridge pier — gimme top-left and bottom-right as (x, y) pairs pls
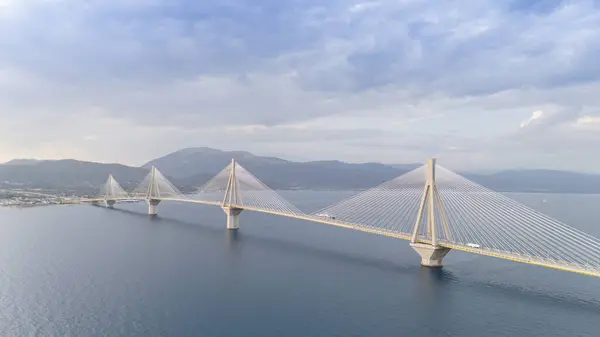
(105, 200), (116, 208)
(222, 207), (242, 230)
(410, 243), (451, 268)
(147, 199), (160, 216)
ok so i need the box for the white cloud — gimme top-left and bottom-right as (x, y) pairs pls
(520, 110), (545, 128)
(349, 1), (381, 13)
(574, 115), (600, 128)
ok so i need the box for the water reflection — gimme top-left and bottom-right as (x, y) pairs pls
(225, 230), (242, 257)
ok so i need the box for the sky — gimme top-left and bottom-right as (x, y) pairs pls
(0, 0), (599, 171)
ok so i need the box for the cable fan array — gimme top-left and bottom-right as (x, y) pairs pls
(311, 166), (427, 236)
(434, 166), (600, 272)
(193, 161), (303, 215)
(130, 167), (182, 199)
(98, 174), (129, 199)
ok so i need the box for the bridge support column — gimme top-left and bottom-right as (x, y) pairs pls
(410, 243), (451, 268)
(105, 200), (116, 208)
(409, 158), (453, 268)
(147, 199), (160, 216)
(222, 207), (242, 230)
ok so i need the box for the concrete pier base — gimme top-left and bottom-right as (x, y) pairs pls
(410, 242), (451, 267)
(147, 199), (160, 216)
(105, 200), (116, 208)
(222, 207), (242, 230)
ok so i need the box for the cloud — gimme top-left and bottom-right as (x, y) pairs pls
(0, 0), (599, 171)
(349, 2), (382, 13)
(574, 115), (600, 129)
(520, 110), (545, 128)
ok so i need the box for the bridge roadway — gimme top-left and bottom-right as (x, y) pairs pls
(68, 196), (600, 278)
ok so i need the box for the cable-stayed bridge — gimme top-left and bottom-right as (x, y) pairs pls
(59, 158), (600, 278)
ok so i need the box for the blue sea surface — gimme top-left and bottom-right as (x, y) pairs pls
(0, 191), (598, 336)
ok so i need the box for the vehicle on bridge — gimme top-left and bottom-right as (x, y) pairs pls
(315, 213), (336, 220)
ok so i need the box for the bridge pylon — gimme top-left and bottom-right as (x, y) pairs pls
(222, 159), (243, 230)
(197, 158), (303, 229)
(130, 166), (182, 216)
(410, 158), (451, 267)
(100, 174), (128, 208)
(146, 166), (160, 216)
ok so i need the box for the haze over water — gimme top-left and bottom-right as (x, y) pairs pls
(0, 191), (599, 336)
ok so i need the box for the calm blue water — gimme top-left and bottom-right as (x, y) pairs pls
(0, 192), (599, 336)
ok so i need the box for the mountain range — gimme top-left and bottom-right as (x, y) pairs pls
(1, 147), (600, 195)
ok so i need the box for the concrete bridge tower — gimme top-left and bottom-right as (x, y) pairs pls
(102, 174), (127, 208)
(410, 158), (452, 267)
(222, 159), (243, 230)
(145, 167), (161, 216)
(132, 166), (180, 216)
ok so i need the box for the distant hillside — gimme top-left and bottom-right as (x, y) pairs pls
(3, 147), (600, 195)
(142, 147), (288, 178)
(0, 160), (148, 195)
(145, 147), (413, 190)
(4, 159), (41, 165)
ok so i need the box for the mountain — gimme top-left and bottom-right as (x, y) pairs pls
(142, 147), (288, 178)
(2, 147), (600, 195)
(4, 159), (41, 165)
(145, 147), (600, 193)
(145, 147), (414, 190)
(0, 160), (148, 195)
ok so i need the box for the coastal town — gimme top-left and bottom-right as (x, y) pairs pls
(0, 191), (77, 207)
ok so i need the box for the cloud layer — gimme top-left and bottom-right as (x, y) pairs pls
(1, 0), (599, 171)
